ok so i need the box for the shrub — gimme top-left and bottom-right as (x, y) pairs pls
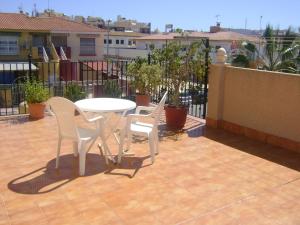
(127, 60), (162, 95)
(64, 83), (86, 102)
(103, 80), (122, 98)
(24, 80), (49, 104)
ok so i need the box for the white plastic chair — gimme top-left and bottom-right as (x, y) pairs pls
(47, 97), (109, 176)
(118, 92), (168, 164)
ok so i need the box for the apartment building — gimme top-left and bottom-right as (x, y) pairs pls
(103, 31), (149, 59)
(0, 13), (105, 62)
(110, 15), (151, 34)
(0, 12), (105, 85)
(134, 31), (260, 61)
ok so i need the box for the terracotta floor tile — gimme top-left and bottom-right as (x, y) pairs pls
(8, 207), (47, 225)
(0, 115), (300, 224)
(180, 211), (234, 225)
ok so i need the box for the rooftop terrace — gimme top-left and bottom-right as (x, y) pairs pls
(0, 115), (300, 225)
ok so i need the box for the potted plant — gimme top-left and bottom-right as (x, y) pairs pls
(127, 58), (162, 106)
(64, 82), (87, 102)
(64, 82), (87, 115)
(24, 79), (49, 119)
(103, 79), (122, 98)
(156, 41), (206, 130)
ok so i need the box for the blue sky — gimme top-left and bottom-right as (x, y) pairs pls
(1, 0), (299, 31)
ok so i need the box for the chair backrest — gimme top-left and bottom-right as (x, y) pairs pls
(47, 97), (78, 140)
(152, 91), (168, 126)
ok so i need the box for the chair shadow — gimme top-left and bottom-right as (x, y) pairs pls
(7, 153), (109, 195)
(104, 155), (152, 178)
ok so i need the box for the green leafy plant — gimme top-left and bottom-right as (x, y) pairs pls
(233, 25), (300, 73)
(24, 79), (49, 104)
(64, 83), (86, 102)
(153, 41), (206, 107)
(127, 59), (162, 95)
(232, 54), (250, 68)
(103, 79), (122, 98)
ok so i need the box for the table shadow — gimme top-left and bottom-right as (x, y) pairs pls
(7, 153), (108, 194)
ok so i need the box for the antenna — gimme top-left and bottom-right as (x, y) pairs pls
(259, 16), (263, 33)
(32, 3), (37, 17)
(215, 14), (220, 23)
(47, 0), (50, 16)
(18, 3), (23, 13)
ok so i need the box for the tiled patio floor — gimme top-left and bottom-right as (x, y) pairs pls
(1, 115), (300, 225)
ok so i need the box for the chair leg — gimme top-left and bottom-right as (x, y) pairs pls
(154, 131), (159, 154)
(126, 130), (132, 151)
(118, 128), (126, 164)
(148, 133), (155, 164)
(73, 141), (78, 157)
(99, 130), (110, 165)
(56, 137), (62, 169)
(79, 142), (86, 176)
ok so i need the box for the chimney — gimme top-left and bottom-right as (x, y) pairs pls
(210, 22), (221, 33)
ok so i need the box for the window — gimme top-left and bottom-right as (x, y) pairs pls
(0, 36), (19, 55)
(116, 39), (119, 45)
(120, 40), (124, 45)
(80, 38), (96, 55)
(108, 39), (112, 44)
(133, 40), (136, 45)
(128, 40), (132, 46)
(104, 39), (107, 44)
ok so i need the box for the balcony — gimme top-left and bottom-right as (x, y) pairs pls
(1, 48), (300, 224)
(1, 113), (300, 224)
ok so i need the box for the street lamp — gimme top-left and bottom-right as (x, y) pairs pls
(258, 16), (263, 60)
(106, 19), (112, 57)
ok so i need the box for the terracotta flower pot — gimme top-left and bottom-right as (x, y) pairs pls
(164, 105), (188, 130)
(28, 103), (46, 120)
(136, 94), (150, 106)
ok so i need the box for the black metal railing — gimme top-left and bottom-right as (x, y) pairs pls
(0, 40), (209, 118)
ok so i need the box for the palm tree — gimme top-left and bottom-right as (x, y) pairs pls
(261, 25), (300, 73)
(234, 25), (300, 73)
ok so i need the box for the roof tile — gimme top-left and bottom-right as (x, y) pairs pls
(0, 13), (103, 33)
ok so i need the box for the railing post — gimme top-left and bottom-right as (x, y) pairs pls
(206, 47), (228, 128)
(202, 38), (209, 118)
(147, 52), (151, 65)
(28, 53), (32, 78)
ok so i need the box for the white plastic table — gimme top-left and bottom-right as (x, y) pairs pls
(75, 98), (136, 114)
(75, 98), (136, 163)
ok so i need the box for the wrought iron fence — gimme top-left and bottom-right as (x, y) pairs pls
(0, 39), (209, 118)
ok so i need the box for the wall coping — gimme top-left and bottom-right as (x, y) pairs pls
(225, 65), (300, 78)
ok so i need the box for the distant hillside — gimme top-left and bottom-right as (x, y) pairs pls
(221, 28), (261, 36)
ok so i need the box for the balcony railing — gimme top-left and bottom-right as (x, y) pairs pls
(0, 60), (208, 118)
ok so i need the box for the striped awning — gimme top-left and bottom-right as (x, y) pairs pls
(0, 62), (38, 71)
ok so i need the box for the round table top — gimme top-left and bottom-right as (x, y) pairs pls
(75, 98), (136, 113)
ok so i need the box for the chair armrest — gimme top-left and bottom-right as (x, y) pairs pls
(86, 115), (103, 123)
(127, 113), (151, 119)
(75, 105), (103, 123)
(45, 101), (55, 116)
(126, 113), (152, 129)
(135, 106), (156, 114)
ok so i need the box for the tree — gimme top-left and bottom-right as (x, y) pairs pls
(175, 28), (183, 33)
(151, 41), (206, 107)
(261, 25), (300, 72)
(233, 25), (300, 73)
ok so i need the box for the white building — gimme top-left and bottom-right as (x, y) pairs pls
(103, 31), (150, 59)
(134, 31), (260, 62)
